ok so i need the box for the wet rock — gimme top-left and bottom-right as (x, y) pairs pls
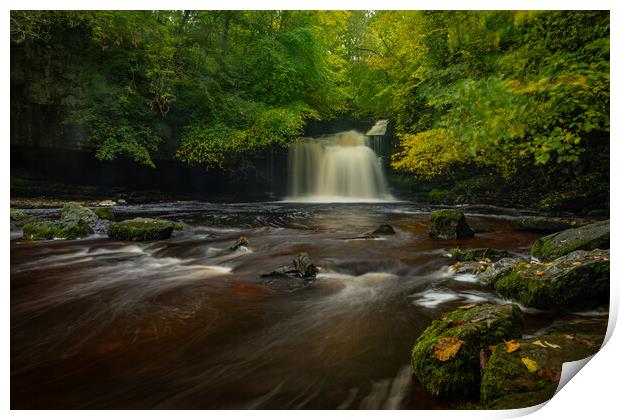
(259, 252), (318, 280)
(492, 249), (609, 310)
(449, 248), (515, 262)
(22, 219), (93, 240)
(10, 208), (39, 228)
(451, 261), (489, 275)
(107, 217), (181, 241)
(478, 257), (525, 286)
(428, 210), (474, 240)
(531, 220), (609, 261)
(94, 207), (116, 221)
(511, 217), (590, 233)
(481, 332), (604, 409)
(371, 224), (396, 235)
(229, 236), (249, 251)
(117, 199), (127, 205)
(61, 202), (99, 227)
(411, 303), (523, 397)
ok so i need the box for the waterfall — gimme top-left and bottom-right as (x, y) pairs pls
(286, 131), (393, 202)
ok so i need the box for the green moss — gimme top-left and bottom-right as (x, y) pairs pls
(450, 248), (513, 262)
(428, 189), (454, 204)
(22, 219), (93, 240)
(481, 333), (604, 408)
(531, 220), (609, 261)
(94, 208), (115, 221)
(61, 202), (98, 227)
(411, 303), (523, 397)
(493, 249), (609, 309)
(429, 210), (475, 240)
(107, 217), (180, 241)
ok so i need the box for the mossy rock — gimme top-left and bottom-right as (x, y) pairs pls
(411, 303), (523, 397)
(61, 202), (99, 227)
(107, 217), (181, 241)
(22, 219), (93, 240)
(450, 248), (514, 262)
(493, 249), (609, 310)
(531, 220), (609, 261)
(481, 332), (604, 408)
(511, 217), (590, 234)
(478, 257), (525, 286)
(94, 207), (116, 221)
(429, 210), (475, 240)
(10, 208), (39, 228)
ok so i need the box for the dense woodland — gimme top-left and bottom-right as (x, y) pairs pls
(10, 11), (610, 213)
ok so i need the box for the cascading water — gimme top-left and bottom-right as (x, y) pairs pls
(286, 130), (393, 202)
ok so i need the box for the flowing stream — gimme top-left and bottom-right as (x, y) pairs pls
(11, 201), (606, 409)
(286, 131), (393, 202)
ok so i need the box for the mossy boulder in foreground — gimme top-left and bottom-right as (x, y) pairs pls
(22, 219), (93, 240)
(429, 210), (474, 240)
(411, 303), (523, 397)
(107, 217), (182, 241)
(493, 249), (609, 310)
(531, 220), (609, 261)
(481, 332), (604, 409)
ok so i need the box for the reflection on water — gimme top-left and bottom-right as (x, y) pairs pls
(12, 202), (551, 409)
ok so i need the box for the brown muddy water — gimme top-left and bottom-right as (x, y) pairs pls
(10, 202), (605, 409)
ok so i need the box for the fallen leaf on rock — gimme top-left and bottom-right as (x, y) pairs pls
(471, 316), (488, 323)
(539, 368), (561, 382)
(489, 345), (497, 353)
(522, 357), (538, 373)
(458, 303), (477, 310)
(448, 321), (465, 327)
(575, 337), (595, 347)
(440, 314), (448, 321)
(572, 261), (582, 267)
(433, 337), (465, 362)
(505, 340), (521, 353)
(564, 334), (575, 340)
(544, 341), (561, 349)
(524, 263), (532, 268)
(532, 340), (547, 348)
(535, 270), (545, 277)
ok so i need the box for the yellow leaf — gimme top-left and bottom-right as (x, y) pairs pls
(535, 271), (545, 277)
(489, 345), (497, 353)
(433, 337), (465, 362)
(505, 340), (521, 353)
(544, 341), (561, 349)
(522, 357), (538, 373)
(532, 340), (547, 348)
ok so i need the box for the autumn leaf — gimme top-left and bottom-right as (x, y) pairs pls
(535, 270), (545, 277)
(448, 321), (465, 327)
(505, 340), (521, 353)
(572, 261), (582, 267)
(564, 334), (575, 340)
(433, 337), (464, 362)
(539, 367), (560, 382)
(458, 303), (477, 310)
(544, 341), (561, 349)
(522, 357), (538, 373)
(471, 316), (488, 323)
(575, 337), (595, 347)
(489, 344), (497, 353)
(532, 340), (547, 348)
(440, 314), (448, 321)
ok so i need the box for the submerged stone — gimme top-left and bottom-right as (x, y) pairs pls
(531, 220), (609, 261)
(481, 332), (604, 409)
(493, 249), (609, 310)
(429, 210), (475, 240)
(107, 217), (181, 241)
(411, 303), (523, 397)
(260, 252), (318, 280)
(229, 236), (249, 251)
(371, 224), (396, 235)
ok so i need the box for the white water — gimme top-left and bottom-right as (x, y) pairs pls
(285, 131), (393, 202)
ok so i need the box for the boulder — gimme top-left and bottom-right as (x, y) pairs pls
(107, 217), (182, 241)
(478, 257), (525, 286)
(428, 210), (475, 240)
(259, 252), (318, 280)
(22, 219), (93, 240)
(449, 248), (515, 262)
(10, 208), (39, 228)
(371, 224), (396, 235)
(61, 202), (99, 227)
(492, 249), (609, 310)
(481, 332), (603, 409)
(511, 217), (590, 233)
(411, 303), (523, 396)
(531, 220), (609, 261)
